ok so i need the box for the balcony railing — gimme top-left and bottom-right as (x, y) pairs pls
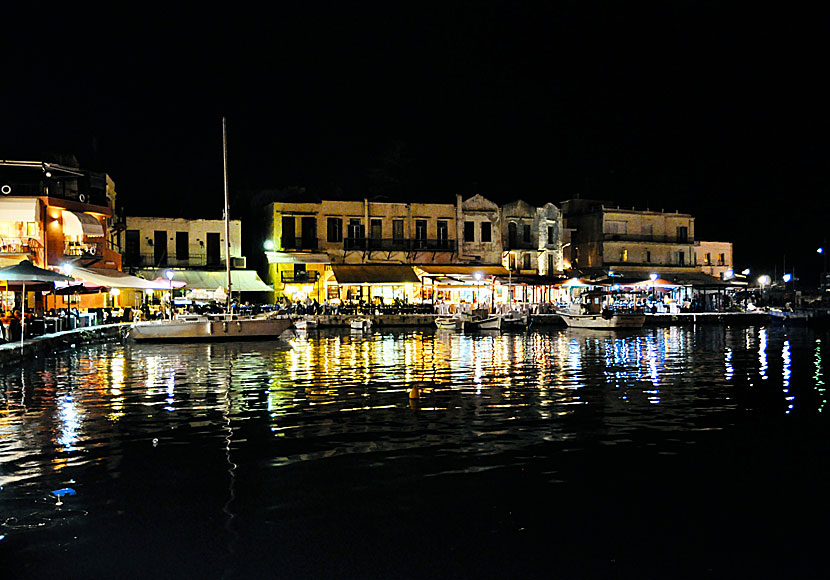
(0, 236), (44, 263)
(1, 181), (109, 207)
(504, 239), (536, 250)
(280, 237), (318, 251)
(344, 237), (456, 251)
(603, 233), (696, 244)
(64, 240), (104, 257)
(281, 271), (321, 284)
(123, 252), (225, 268)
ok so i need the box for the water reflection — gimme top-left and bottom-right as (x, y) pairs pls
(2, 325), (830, 576)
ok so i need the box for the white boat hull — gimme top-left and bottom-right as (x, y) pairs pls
(558, 312), (645, 329)
(128, 316), (294, 342)
(350, 318), (372, 331)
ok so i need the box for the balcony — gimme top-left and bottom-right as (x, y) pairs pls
(1, 181), (109, 208)
(64, 240), (104, 257)
(123, 253), (226, 269)
(280, 271), (321, 284)
(280, 237), (318, 251)
(504, 239), (536, 250)
(344, 238), (456, 252)
(0, 236), (44, 263)
(603, 233), (696, 244)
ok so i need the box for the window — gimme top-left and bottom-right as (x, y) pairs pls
(437, 220), (449, 248)
(480, 222), (491, 242)
(621, 248), (628, 262)
(348, 219), (363, 239)
(718, 253), (725, 266)
(677, 226), (688, 242)
(281, 216), (295, 249)
(606, 220), (627, 234)
(206, 232), (220, 267)
(370, 219), (382, 239)
(642, 224), (654, 237)
(646, 250), (651, 263)
(547, 225), (555, 246)
(346, 219), (364, 250)
(464, 221), (475, 242)
(327, 218), (342, 243)
(125, 230), (140, 265)
(508, 222), (518, 248)
(393, 220), (404, 246)
(301, 217), (317, 250)
(523, 253), (531, 270)
(176, 231), (189, 260)
(678, 251), (685, 266)
(415, 219), (427, 238)
(154, 230), (167, 266)
(522, 224), (531, 244)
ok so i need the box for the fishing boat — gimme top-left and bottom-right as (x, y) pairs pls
(128, 119), (293, 342)
(557, 290), (645, 329)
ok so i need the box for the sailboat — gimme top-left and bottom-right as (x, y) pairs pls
(127, 118), (294, 342)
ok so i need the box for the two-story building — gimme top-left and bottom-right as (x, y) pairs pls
(123, 217), (271, 301)
(264, 195), (461, 304)
(561, 199), (701, 278)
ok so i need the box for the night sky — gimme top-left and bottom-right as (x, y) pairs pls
(3, 2), (828, 281)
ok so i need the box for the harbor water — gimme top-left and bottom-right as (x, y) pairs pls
(2, 325), (830, 579)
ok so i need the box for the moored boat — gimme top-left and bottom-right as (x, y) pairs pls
(350, 317), (373, 331)
(558, 290), (645, 329)
(128, 313), (293, 341)
(294, 315), (319, 330)
(127, 118), (294, 343)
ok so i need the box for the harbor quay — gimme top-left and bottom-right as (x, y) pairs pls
(0, 310), (774, 368)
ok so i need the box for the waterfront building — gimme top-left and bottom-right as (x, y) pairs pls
(263, 193), (574, 308)
(264, 195), (463, 305)
(561, 199), (702, 280)
(0, 159), (125, 311)
(696, 241), (734, 280)
(123, 216), (271, 302)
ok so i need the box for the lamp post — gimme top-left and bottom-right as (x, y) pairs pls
(818, 243), (826, 290)
(165, 270), (174, 319)
(61, 263), (73, 325)
(758, 275), (771, 301)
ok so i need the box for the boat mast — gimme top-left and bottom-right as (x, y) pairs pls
(222, 117), (233, 314)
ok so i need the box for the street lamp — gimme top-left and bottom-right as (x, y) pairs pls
(165, 270), (174, 319)
(818, 244), (827, 289)
(263, 239), (275, 251)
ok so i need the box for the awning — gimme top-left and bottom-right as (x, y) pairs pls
(0, 198), (39, 222)
(63, 211), (105, 237)
(265, 251), (331, 264)
(70, 267), (169, 289)
(330, 264), (420, 284)
(416, 265), (509, 277)
(146, 269), (273, 292)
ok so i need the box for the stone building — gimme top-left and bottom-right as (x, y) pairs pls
(561, 199), (700, 278)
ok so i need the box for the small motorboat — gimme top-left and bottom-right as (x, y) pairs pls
(477, 310), (529, 331)
(294, 316), (319, 331)
(350, 317), (373, 331)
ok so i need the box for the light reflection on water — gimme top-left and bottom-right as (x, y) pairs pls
(2, 325), (830, 578)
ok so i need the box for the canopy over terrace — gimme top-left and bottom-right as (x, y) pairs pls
(145, 270), (273, 293)
(69, 267), (169, 289)
(328, 264), (421, 303)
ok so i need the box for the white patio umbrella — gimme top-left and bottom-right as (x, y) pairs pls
(0, 260), (73, 351)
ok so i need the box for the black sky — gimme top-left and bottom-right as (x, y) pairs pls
(3, 2), (829, 279)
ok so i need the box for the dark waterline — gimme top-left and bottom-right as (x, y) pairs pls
(2, 326), (829, 579)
